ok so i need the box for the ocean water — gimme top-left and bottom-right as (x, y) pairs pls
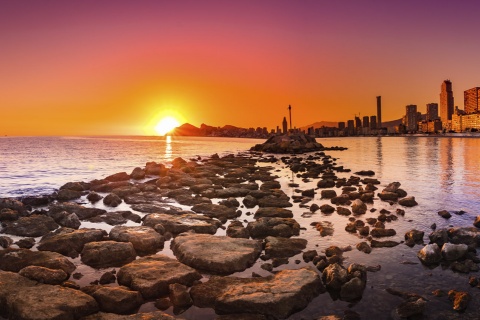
(1, 135), (480, 319)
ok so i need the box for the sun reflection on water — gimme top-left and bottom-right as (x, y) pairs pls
(165, 135), (172, 161)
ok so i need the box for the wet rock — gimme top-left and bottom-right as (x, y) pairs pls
(190, 267), (323, 319)
(355, 170), (375, 176)
(130, 167), (146, 180)
(81, 241), (137, 268)
(109, 226), (165, 256)
(56, 189), (83, 201)
(301, 189), (315, 198)
(0, 270), (98, 319)
(377, 191), (398, 202)
(86, 211), (128, 225)
(356, 242), (372, 254)
(0, 248), (76, 274)
(226, 221), (249, 238)
(331, 194), (351, 205)
(0, 198), (27, 215)
(87, 191), (104, 203)
(417, 243), (442, 265)
(405, 229), (424, 247)
(18, 265), (68, 285)
(257, 195), (293, 208)
(243, 195), (258, 208)
(303, 250), (318, 262)
(143, 212), (221, 235)
(171, 233), (262, 274)
(103, 193), (122, 207)
(351, 199), (367, 215)
(117, 255), (201, 299)
(383, 182), (401, 193)
(322, 263), (348, 291)
(315, 221), (334, 237)
(0, 236), (13, 248)
(0, 208), (19, 221)
(247, 217), (300, 238)
(370, 240), (400, 248)
(1, 214), (58, 237)
(265, 236), (307, 258)
(370, 228), (396, 237)
(310, 203), (320, 213)
(89, 285), (144, 314)
(60, 181), (86, 191)
(191, 203), (239, 223)
(105, 172), (130, 182)
(48, 202), (106, 220)
(394, 298), (427, 318)
(448, 290), (470, 312)
(21, 195), (52, 207)
(15, 237), (35, 249)
(321, 190), (337, 199)
(145, 161), (167, 176)
(398, 196), (418, 207)
(169, 283), (193, 309)
(438, 210), (451, 219)
(447, 227), (480, 246)
(441, 243), (468, 261)
(340, 277), (364, 301)
(215, 187), (251, 198)
(38, 227), (107, 258)
(429, 228), (449, 246)
(317, 179), (335, 188)
(254, 207), (293, 219)
(337, 207), (351, 216)
(474, 216), (480, 228)
(320, 204), (335, 214)
(112, 186), (142, 198)
(99, 271), (116, 284)
(84, 311), (177, 319)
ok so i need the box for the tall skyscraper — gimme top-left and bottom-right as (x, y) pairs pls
(376, 96), (382, 128)
(405, 105), (418, 131)
(355, 116), (362, 128)
(362, 116), (369, 128)
(464, 87), (480, 114)
(440, 80), (454, 122)
(426, 103), (439, 121)
(370, 115), (377, 129)
(282, 117), (287, 134)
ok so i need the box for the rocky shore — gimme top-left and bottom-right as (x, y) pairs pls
(1, 139), (480, 319)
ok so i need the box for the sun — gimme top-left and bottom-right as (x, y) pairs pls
(154, 117), (180, 136)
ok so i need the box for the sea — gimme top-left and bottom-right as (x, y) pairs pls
(1, 135), (480, 319)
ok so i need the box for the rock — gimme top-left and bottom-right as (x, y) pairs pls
(90, 286), (143, 314)
(103, 193), (122, 207)
(15, 237), (35, 249)
(474, 216), (480, 228)
(330, 194), (351, 205)
(243, 195), (258, 208)
(337, 207), (351, 216)
(48, 202), (106, 220)
(405, 229), (424, 244)
(264, 236), (307, 258)
(322, 263), (348, 291)
(112, 186), (142, 198)
(395, 298), (427, 318)
(447, 227), (480, 246)
(383, 182), (401, 193)
(351, 199), (367, 215)
(1, 214), (58, 237)
(60, 181), (86, 191)
(38, 227), (107, 258)
(310, 203), (320, 212)
(0, 248), (76, 275)
(315, 221), (334, 237)
(438, 210), (452, 219)
(0, 198), (27, 215)
(0, 208), (19, 221)
(226, 221), (249, 238)
(398, 196), (418, 207)
(254, 207), (293, 219)
(82, 311), (176, 319)
(99, 271), (116, 284)
(56, 189), (83, 201)
(370, 240), (400, 248)
(81, 241), (137, 268)
(87, 192), (103, 203)
(317, 179), (336, 188)
(257, 195), (293, 208)
(18, 265), (68, 285)
(303, 250), (318, 262)
(117, 255), (201, 299)
(109, 226), (164, 256)
(105, 172), (130, 182)
(247, 217), (300, 238)
(355, 170), (375, 176)
(441, 243), (468, 261)
(340, 277), (364, 301)
(190, 267), (324, 319)
(320, 204), (335, 214)
(448, 290), (470, 312)
(429, 229), (449, 246)
(171, 233), (262, 274)
(130, 167), (146, 180)
(0, 236), (13, 248)
(356, 242), (372, 254)
(417, 244), (442, 265)
(143, 212), (221, 235)
(301, 189), (315, 198)
(321, 190), (337, 199)
(370, 228), (396, 237)
(0, 270), (98, 320)
(191, 203), (239, 223)
(378, 191), (398, 202)
(169, 283), (193, 309)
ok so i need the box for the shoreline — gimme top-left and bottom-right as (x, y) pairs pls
(0, 145), (480, 319)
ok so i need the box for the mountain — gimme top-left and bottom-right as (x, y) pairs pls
(171, 123), (202, 136)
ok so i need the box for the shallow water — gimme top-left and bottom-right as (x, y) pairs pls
(1, 135), (480, 319)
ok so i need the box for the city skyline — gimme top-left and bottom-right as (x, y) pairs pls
(2, 1), (480, 136)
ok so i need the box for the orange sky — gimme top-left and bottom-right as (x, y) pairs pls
(1, 1), (480, 136)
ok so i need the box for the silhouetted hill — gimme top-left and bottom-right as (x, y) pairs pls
(300, 121), (339, 130)
(171, 123), (202, 136)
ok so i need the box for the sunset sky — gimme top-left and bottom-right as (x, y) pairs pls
(2, 0), (480, 136)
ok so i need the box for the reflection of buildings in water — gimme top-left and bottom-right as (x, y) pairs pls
(462, 138), (480, 191)
(439, 138), (454, 193)
(403, 136), (419, 177)
(375, 137), (383, 169)
(165, 135), (172, 161)
(424, 137), (439, 173)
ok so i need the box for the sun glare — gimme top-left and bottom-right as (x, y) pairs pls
(155, 117), (180, 136)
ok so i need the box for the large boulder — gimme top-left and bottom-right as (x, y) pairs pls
(143, 212), (221, 235)
(190, 267), (324, 319)
(1, 214), (58, 237)
(81, 241), (137, 268)
(109, 226), (164, 256)
(88, 285), (144, 314)
(117, 255), (201, 299)
(441, 243), (468, 261)
(191, 203), (240, 223)
(417, 244), (442, 265)
(398, 196), (418, 207)
(247, 217), (300, 239)
(254, 207), (294, 219)
(38, 227), (107, 258)
(0, 270), (98, 319)
(18, 265), (68, 285)
(351, 199), (367, 215)
(264, 236), (308, 258)
(0, 248), (75, 275)
(171, 233), (262, 274)
(447, 227), (480, 246)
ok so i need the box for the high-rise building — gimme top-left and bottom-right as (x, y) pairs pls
(338, 122), (346, 130)
(355, 116), (362, 128)
(440, 80), (454, 122)
(347, 120), (355, 135)
(370, 116), (377, 129)
(464, 87), (480, 114)
(376, 96), (382, 128)
(426, 103), (439, 121)
(362, 116), (369, 128)
(282, 117), (287, 134)
(405, 105), (418, 132)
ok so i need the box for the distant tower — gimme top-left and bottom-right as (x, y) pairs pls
(405, 104), (418, 132)
(426, 103), (439, 121)
(440, 80), (454, 122)
(288, 105), (292, 130)
(376, 96), (382, 128)
(282, 117), (287, 134)
(370, 115), (377, 129)
(362, 116), (369, 128)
